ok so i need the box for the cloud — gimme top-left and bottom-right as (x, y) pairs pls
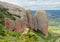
(0, 0), (60, 10)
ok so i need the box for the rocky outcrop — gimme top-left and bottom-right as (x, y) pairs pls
(0, 1), (26, 16)
(0, 1), (48, 35)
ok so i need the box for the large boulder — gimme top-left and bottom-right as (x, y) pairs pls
(0, 1), (26, 16)
(35, 10), (48, 35)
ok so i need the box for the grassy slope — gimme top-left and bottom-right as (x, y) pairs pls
(0, 24), (60, 42)
(48, 26), (60, 42)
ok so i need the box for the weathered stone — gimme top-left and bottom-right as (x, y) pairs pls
(35, 10), (48, 35)
(15, 19), (29, 33)
(26, 10), (35, 29)
(33, 15), (38, 30)
(0, 1), (48, 35)
(21, 19), (28, 28)
(15, 20), (24, 33)
(5, 17), (15, 30)
(0, 1), (26, 17)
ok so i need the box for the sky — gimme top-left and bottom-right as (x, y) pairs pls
(0, 0), (60, 10)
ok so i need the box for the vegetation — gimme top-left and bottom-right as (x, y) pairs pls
(0, 24), (60, 42)
(0, 8), (20, 26)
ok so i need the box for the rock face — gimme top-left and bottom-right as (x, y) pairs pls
(33, 15), (38, 30)
(26, 10), (35, 29)
(15, 20), (24, 33)
(35, 10), (48, 35)
(0, 1), (26, 16)
(0, 1), (48, 35)
(5, 18), (15, 31)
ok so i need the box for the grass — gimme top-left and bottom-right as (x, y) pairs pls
(0, 24), (60, 42)
(47, 26), (60, 42)
(0, 8), (20, 26)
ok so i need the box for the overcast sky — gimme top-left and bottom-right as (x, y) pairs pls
(0, 0), (60, 10)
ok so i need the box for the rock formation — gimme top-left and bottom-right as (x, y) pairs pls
(15, 20), (24, 33)
(26, 10), (35, 29)
(0, 1), (48, 35)
(35, 10), (48, 35)
(0, 1), (25, 16)
(5, 17), (15, 31)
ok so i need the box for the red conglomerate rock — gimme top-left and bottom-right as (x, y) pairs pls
(5, 17), (15, 31)
(15, 20), (24, 33)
